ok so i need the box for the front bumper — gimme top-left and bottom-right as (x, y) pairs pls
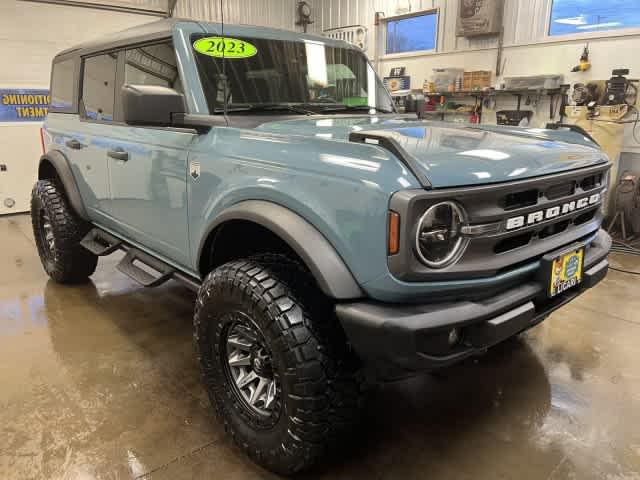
(336, 229), (611, 379)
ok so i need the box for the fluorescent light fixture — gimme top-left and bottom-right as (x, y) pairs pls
(362, 179), (380, 189)
(320, 154), (380, 172)
(458, 149), (510, 160)
(367, 64), (376, 108)
(508, 167), (528, 177)
(472, 171), (491, 179)
(305, 41), (328, 87)
(397, 177), (412, 188)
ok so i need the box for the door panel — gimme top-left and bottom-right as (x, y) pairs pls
(43, 114), (110, 222)
(97, 41), (192, 267)
(70, 51), (119, 223)
(103, 125), (194, 266)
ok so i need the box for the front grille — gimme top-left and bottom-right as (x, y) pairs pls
(503, 189), (538, 210)
(546, 181), (575, 200)
(574, 208), (597, 226)
(388, 163), (610, 282)
(580, 173), (602, 191)
(494, 231), (533, 253)
(538, 219), (570, 239)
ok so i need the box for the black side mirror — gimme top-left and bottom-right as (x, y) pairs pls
(121, 84), (186, 126)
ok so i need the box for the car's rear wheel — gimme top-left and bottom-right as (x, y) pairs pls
(194, 254), (363, 474)
(31, 179), (98, 283)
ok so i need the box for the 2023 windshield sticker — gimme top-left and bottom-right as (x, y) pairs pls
(193, 37), (258, 59)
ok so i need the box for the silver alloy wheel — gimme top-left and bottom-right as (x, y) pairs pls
(225, 321), (278, 416)
(41, 211), (56, 257)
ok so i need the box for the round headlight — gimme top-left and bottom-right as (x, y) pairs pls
(415, 201), (469, 268)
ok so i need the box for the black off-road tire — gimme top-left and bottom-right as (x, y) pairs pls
(31, 179), (98, 283)
(194, 254), (363, 475)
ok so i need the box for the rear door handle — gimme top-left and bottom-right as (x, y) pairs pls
(107, 148), (129, 161)
(65, 138), (83, 149)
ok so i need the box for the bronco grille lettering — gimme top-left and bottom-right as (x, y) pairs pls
(505, 193), (600, 231)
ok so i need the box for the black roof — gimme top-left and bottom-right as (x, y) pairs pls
(55, 18), (181, 60)
(54, 17), (356, 62)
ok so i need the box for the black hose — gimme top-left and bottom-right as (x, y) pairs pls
(609, 266), (640, 275)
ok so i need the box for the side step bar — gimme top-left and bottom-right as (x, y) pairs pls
(117, 248), (174, 288)
(81, 228), (122, 256)
(80, 228), (201, 292)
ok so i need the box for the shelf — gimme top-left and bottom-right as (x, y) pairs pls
(424, 87), (568, 97)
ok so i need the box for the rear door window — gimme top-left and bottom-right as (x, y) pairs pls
(81, 53), (117, 122)
(50, 58), (77, 112)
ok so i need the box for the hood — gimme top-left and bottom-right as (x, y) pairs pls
(255, 116), (607, 188)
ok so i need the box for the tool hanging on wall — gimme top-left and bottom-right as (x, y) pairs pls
(572, 82), (602, 106)
(604, 69), (638, 106)
(571, 44), (591, 72)
(295, 1), (313, 33)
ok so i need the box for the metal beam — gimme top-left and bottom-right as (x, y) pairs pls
(17, 0), (168, 17)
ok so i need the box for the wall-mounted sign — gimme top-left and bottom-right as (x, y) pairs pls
(383, 76), (411, 92)
(0, 89), (50, 122)
(456, 0), (503, 37)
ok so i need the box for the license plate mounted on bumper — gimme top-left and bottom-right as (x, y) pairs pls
(539, 243), (585, 298)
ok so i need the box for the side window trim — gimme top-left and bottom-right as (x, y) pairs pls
(78, 39), (189, 129)
(114, 50), (126, 123)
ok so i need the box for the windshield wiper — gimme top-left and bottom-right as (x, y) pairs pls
(215, 104), (317, 115)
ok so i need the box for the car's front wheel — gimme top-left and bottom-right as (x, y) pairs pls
(194, 254), (362, 474)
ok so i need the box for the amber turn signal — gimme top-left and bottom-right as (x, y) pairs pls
(388, 211), (400, 255)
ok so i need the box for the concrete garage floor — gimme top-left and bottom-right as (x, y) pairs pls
(1, 213), (639, 480)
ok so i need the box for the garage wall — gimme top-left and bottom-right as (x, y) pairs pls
(309, 0), (640, 162)
(0, 0), (160, 215)
(174, 0), (300, 31)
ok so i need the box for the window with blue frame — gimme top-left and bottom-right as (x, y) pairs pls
(386, 11), (438, 54)
(549, 0), (640, 36)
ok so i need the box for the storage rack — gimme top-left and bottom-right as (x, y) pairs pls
(423, 87), (569, 122)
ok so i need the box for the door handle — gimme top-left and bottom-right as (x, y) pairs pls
(107, 148), (129, 161)
(65, 138), (83, 149)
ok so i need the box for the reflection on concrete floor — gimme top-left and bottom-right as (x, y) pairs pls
(1, 214), (639, 479)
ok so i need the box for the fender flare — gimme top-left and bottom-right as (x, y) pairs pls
(199, 200), (364, 300)
(39, 150), (88, 220)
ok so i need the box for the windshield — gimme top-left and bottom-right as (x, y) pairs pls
(191, 34), (395, 114)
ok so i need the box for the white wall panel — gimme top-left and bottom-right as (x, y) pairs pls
(0, 0), (155, 214)
(174, 0), (299, 31)
(309, 0), (555, 54)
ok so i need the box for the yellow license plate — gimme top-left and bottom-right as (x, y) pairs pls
(549, 247), (584, 297)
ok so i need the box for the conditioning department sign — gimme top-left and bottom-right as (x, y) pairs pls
(0, 89), (50, 122)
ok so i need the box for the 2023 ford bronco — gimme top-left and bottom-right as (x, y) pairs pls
(33, 19), (611, 474)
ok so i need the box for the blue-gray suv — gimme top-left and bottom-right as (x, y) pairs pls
(32, 18), (611, 474)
